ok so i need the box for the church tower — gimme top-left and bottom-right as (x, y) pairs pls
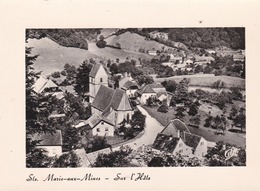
(89, 63), (108, 103)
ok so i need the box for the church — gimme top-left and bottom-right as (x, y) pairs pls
(89, 63), (134, 128)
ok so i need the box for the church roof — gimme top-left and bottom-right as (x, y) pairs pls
(92, 85), (115, 111)
(92, 85), (133, 113)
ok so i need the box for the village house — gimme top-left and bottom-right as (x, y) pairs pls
(233, 54), (245, 62)
(136, 83), (168, 105)
(69, 147), (112, 167)
(147, 50), (157, 56)
(152, 119), (207, 159)
(118, 72), (139, 98)
(206, 49), (216, 55)
(74, 113), (115, 137)
(33, 75), (64, 99)
(30, 130), (63, 157)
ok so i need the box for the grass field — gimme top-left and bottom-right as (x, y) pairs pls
(153, 74), (245, 90)
(143, 105), (246, 148)
(26, 37), (154, 75)
(27, 38), (99, 75)
(106, 31), (172, 52)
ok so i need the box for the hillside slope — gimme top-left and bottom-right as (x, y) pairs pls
(26, 37), (99, 75)
(106, 31), (172, 52)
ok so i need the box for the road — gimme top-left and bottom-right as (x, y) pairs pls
(112, 105), (164, 151)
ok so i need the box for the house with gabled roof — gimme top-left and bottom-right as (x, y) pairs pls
(91, 85), (134, 126)
(30, 130), (63, 157)
(89, 63), (109, 103)
(33, 75), (64, 99)
(136, 83), (168, 105)
(74, 113), (115, 136)
(153, 134), (192, 156)
(153, 119), (207, 159)
(118, 72), (139, 98)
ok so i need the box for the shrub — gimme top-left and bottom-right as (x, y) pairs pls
(157, 104), (168, 113)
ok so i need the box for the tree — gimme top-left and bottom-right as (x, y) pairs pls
(136, 75), (154, 86)
(230, 86), (243, 100)
(96, 35), (107, 48)
(205, 142), (246, 166)
(94, 146), (132, 167)
(131, 110), (146, 130)
(188, 103), (198, 116)
(174, 78), (190, 105)
(157, 104), (168, 113)
(204, 115), (213, 127)
(161, 80), (177, 93)
(234, 112), (246, 133)
(189, 115), (201, 127)
(87, 136), (111, 153)
(175, 106), (186, 119)
(212, 80), (225, 90)
(74, 61), (92, 97)
(64, 92), (89, 120)
(26, 47), (56, 167)
(63, 127), (81, 151)
(52, 151), (81, 167)
(110, 63), (119, 75)
(229, 106), (238, 120)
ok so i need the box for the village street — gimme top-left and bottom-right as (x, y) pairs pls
(112, 105), (165, 151)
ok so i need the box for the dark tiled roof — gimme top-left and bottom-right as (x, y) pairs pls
(92, 85), (132, 112)
(161, 119), (190, 137)
(89, 64), (101, 78)
(182, 132), (202, 150)
(92, 85), (115, 111)
(138, 85), (156, 94)
(121, 81), (139, 90)
(172, 119), (190, 133)
(153, 133), (180, 153)
(30, 130), (62, 146)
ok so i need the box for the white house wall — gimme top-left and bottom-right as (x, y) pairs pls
(194, 138), (208, 159)
(92, 122), (114, 137)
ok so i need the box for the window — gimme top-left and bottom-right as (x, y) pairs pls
(201, 142), (204, 146)
(179, 143), (182, 147)
(97, 128), (100, 132)
(179, 149), (183, 153)
(100, 78), (103, 82)
(101, 121), (104, 125)
(105, 127), (109, 131)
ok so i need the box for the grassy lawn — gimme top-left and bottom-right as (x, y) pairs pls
(154, 74), (245, 90)
(143, 104), (246, 148)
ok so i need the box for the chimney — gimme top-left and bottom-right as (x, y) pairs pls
(177, 130), (180, 138)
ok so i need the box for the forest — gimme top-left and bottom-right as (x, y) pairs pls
(26, 29), (101, 50)
(116, 28), (245, 50)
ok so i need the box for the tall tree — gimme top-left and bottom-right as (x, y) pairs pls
(26, 47), (56, 167)
(74, 60), (92, 97)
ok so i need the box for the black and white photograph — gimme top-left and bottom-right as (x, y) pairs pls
(26, 28), (246, 168)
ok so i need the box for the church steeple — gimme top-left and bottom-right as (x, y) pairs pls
(89, 63), (108, 103)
